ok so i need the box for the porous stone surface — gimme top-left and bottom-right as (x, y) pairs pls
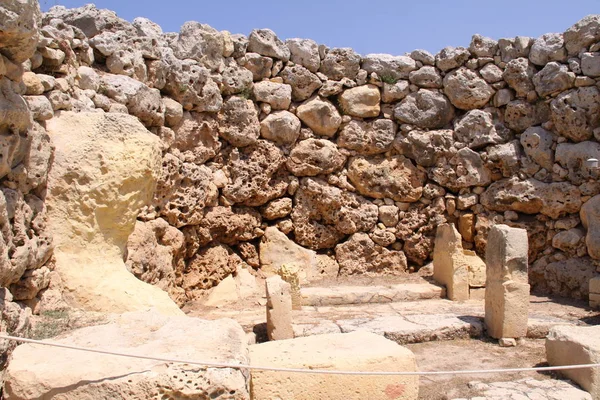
(4, 312), (250, 399)
(546, 325), (600, 399)
(265, 275), (294, 341)
(1, 6), (600, 376)
(249, 331), (419, 400)
(433, 224), (481, 301)
(45, 112), (180, 315)
(485, 225), (529, 339)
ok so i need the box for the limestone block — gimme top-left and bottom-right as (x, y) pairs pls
(259, 227), (318, 281)
(249, 331), (418, 400)
(4, 312), (250, 399)
(589, 277), (600, 308)
(485, 224), (529, 284)
(546, 325), (600, 399)
(433, 224), (469, 301)
(266, 276), (293, 341)
(465, 250), (486, 288)
(485, 280), (530, 339)
(45, 112), (181, 315)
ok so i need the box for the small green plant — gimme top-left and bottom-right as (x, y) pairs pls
(380, 74), (399, 85)
(238, 86), (252, 99)
(30, 309), (71, 340)
(178, 83), (189, 94)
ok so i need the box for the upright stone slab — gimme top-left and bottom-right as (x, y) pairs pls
(485, 224), (530, 340)
(546, 325), (600, 399)
(433, 224), (469, 301)
(589, 277), (600, 308)
(266, 276), (294, 340)
(249, 331), (419, 400)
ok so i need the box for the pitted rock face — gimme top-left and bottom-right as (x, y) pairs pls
(222, 140), (286, 205)
(319, 48), (361, 81)
(296, 96), (342, 136)
(280, 64), (322, 101)
(0, 0), (41, 63)
(336, 233), (407, 275)
(9, 6), (600, 310)
(443, 67), (494, 110)
(550, 87), (600, 142)
(347, 155), (426, 202)
(217, 96), (260, 147)
(394, 89), (455, 129)
(248, 28), (290, 62)
(286, 139), (346, 177)
(361, 53), (417, 81)
(338, 119), (396, 155)
(291, 178), (377, 250)
(153, 154), (218, 227)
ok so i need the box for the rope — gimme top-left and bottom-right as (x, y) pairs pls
(1, 334), (599, 376)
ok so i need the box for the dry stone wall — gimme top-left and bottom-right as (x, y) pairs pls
(6, 2), (600, 307)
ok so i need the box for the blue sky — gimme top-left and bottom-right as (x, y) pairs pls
(40, 1), (599, 56)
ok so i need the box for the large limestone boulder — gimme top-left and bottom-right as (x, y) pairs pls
(453, 109), (502, 149)
(529, 33), (567, 65)
(550, 87), (600, 142)
(555, 141), (600, 184)
(296, 96), (342, 137)
(520, 126), (555, 171)
(335, 233), (407, 275)
(280, 65), (322, 102)
(249, 331), (418, 400)
(480, 177), (581, 219)
(581, 195), (600, 260)
(443, 67), (494, 110)
(394, 90), (455, 129)
(502, 58), (535, 98)
(153, 154), (218, 227)
(259, 226), (319, 280)
(286, 38), (320, 72)
(394, 129), (455, 167)
(338, 85), (381, 118)
(319, 48), (361, 80)
(347, 155), (426, 202)
(0, 0), (41, 63)
(338, 119), (396, 155)
(125, 218), (185, 305)
(546, 325), (600, 398)
(286, 139), (346, 177)
(218, 96), (260, 147)
(248, 28), (290, 61)
(361, 53), (417, 81)
(563, 15), (600, 56)
(259, 110), (301, 146)
(45, 112), (181, 315)
(291, 178), (378, 250)
(4, 312), (250, 399)
(222, 140), (286, 206)
(172, 21), (224, 71)
(532, 62), (575, 98)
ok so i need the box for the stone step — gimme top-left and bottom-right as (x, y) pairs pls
(301, 282), (445, 306)
(450, 378), (591, 400)
(294, 313), (483, 344)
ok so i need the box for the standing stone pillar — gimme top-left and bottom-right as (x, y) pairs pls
(485, 224), (530, 340)
(433, 223), (470, 301)
(266, 275), (294, 341)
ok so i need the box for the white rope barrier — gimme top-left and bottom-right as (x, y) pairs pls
(1, 334), (599, 376)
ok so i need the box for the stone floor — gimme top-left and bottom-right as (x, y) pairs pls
(184, 278), (600, 399)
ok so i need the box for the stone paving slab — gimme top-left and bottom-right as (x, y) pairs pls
(451, 378), (591, 400)
(301, 283), (444, 306)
